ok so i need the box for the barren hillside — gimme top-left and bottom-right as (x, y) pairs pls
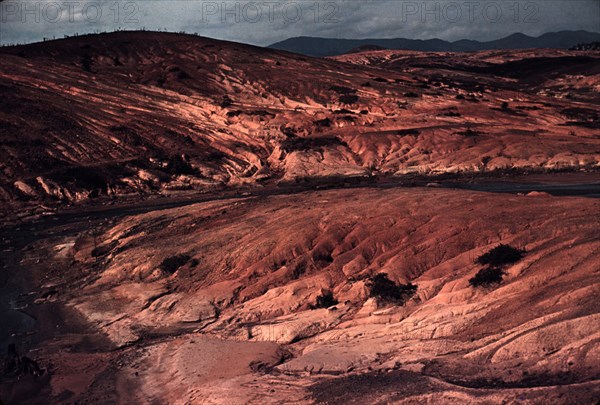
(1, 32), (599, 404)
(1, 32), (599, 211)
(3, 187), (597, 403)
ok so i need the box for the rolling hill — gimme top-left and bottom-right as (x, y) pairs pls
(269, 30), (600, 57)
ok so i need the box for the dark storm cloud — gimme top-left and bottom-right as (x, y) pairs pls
(0, 0), (598, 46)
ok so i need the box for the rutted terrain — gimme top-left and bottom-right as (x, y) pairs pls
(3, 187), (598, 403)
(1, 32), (600, 214)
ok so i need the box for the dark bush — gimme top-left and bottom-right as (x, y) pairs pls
(165, 154), (197, 175)
(501, 101), (510, 110)
(220, 95), (233, 108)
(339, 94), (360, 104)
(52, 166), (110, 190)
(80, 54), (93, 72)
(397, 128), (421, 136)
(442, 110), (461, 117)
(404, 92), (420, 98)
(280, 136), (347, 153)
(477, 244), (524, 267)
(456, 129), (482, 137)
(561, 107), (600, 128)
(312, 291), (338, 309)
(329, 85), (356, 95)
(314, 118), (332, 128)
(469, 267), (505, 288)
(281, 126), (297, 137)
(456, 94), (466, 100)
(373, 77), (388, 82)
(177, 70), (191, 80)
(159, 254), (190, 274)
(249, 110), (276, 118)
(367, 273), (417, 305)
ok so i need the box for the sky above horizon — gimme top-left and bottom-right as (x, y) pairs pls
(0, 0), (598, 46)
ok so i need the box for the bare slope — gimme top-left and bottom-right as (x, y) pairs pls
(1, 32), (599, 208)
(19, 187), (599, 403)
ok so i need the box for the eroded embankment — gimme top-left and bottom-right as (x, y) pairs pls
(2, 187), (597, 403)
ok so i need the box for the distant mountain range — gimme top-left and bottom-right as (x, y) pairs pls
(268, 30), (600, 57)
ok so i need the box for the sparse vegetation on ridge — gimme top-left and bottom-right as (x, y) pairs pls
(311, 291), (339, 309)
(469, 266), (506, 287)
(477, 244), (524, 267)
(159, 254), (191, 274)
(280, 135), (347, 153)
(367, 273), (417, 305)
(470, 244), (525, 288)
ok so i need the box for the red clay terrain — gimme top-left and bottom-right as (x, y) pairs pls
(1, 32), (599, 214)
(1, 187), (599, 403)
(0, 32), (599, 404)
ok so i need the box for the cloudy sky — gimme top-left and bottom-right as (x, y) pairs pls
(0, 0), (598, 46)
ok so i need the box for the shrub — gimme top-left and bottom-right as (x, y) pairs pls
(159, 254), (190, 274)
(501, 101), (510, 110)
(280, 136), (346, 153)
(314, 118), (332, 128)
(164, 154), (197, 175)
(80, 54), (93, 72)
(367, 273), (417, 305)
(469, 267), (505, 288)
(177, 70), (191, 80)
(339, 94), (359, 104)
(220, 95), (233, 108)
(477, 244), (524, 267)
(226, 110), (243, 117)
(281, 126), (297, 137)
(312, 291), (338, 309)
(404, 92), (419, 98)
(332, 109), (354, 114)
(456, 129), (482, 137)
(397, 128), (421, 136)
(329, 85), (356, 95)
(442, 110), (461, 117)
